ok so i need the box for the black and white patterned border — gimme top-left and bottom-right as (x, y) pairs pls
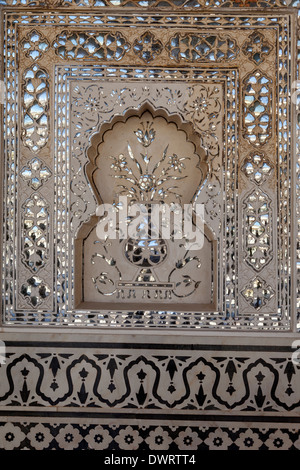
(0, 422), (299, 451)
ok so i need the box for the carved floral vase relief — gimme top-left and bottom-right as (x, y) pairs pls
(75, 107), (217, 311)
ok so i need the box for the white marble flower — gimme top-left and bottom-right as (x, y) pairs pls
(204, 428), (231, 450)
(175, 427), (202, 450)
(27, 423), (53, 450)
(235, 429), (261, 450)
(56, 424), (82, 450)
(86, 426), (112, 450)
(264, 430), (292, 450)
(115, 426), (143, 450)
(145, 426), (172, 450)
(0, 423), (25, 450)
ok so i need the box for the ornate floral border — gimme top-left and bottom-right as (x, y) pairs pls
(0, 0), (299, 8)
(1, 10), (294, 329)
(0, 421), (299, 450)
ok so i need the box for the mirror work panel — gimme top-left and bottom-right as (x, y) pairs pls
(0, 0), (299, 331)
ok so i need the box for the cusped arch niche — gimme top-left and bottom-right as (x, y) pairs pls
(74, 104), (217, 312)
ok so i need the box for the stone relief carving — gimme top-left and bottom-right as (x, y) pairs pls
(0, 8), (294, 329)
(0, 0), (299, 452)
(0, 346), (299, 412)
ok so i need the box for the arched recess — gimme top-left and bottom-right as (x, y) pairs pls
(74, 103), (217, 312)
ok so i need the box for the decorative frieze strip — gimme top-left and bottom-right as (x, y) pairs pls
(51, 29), (240, 65)
(52, 30), (130, 61)
(0, 0), (296, 9)
(0, 421), (299, 450)
(166, 33), (239, 63)
(0, 347), (299, 412)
